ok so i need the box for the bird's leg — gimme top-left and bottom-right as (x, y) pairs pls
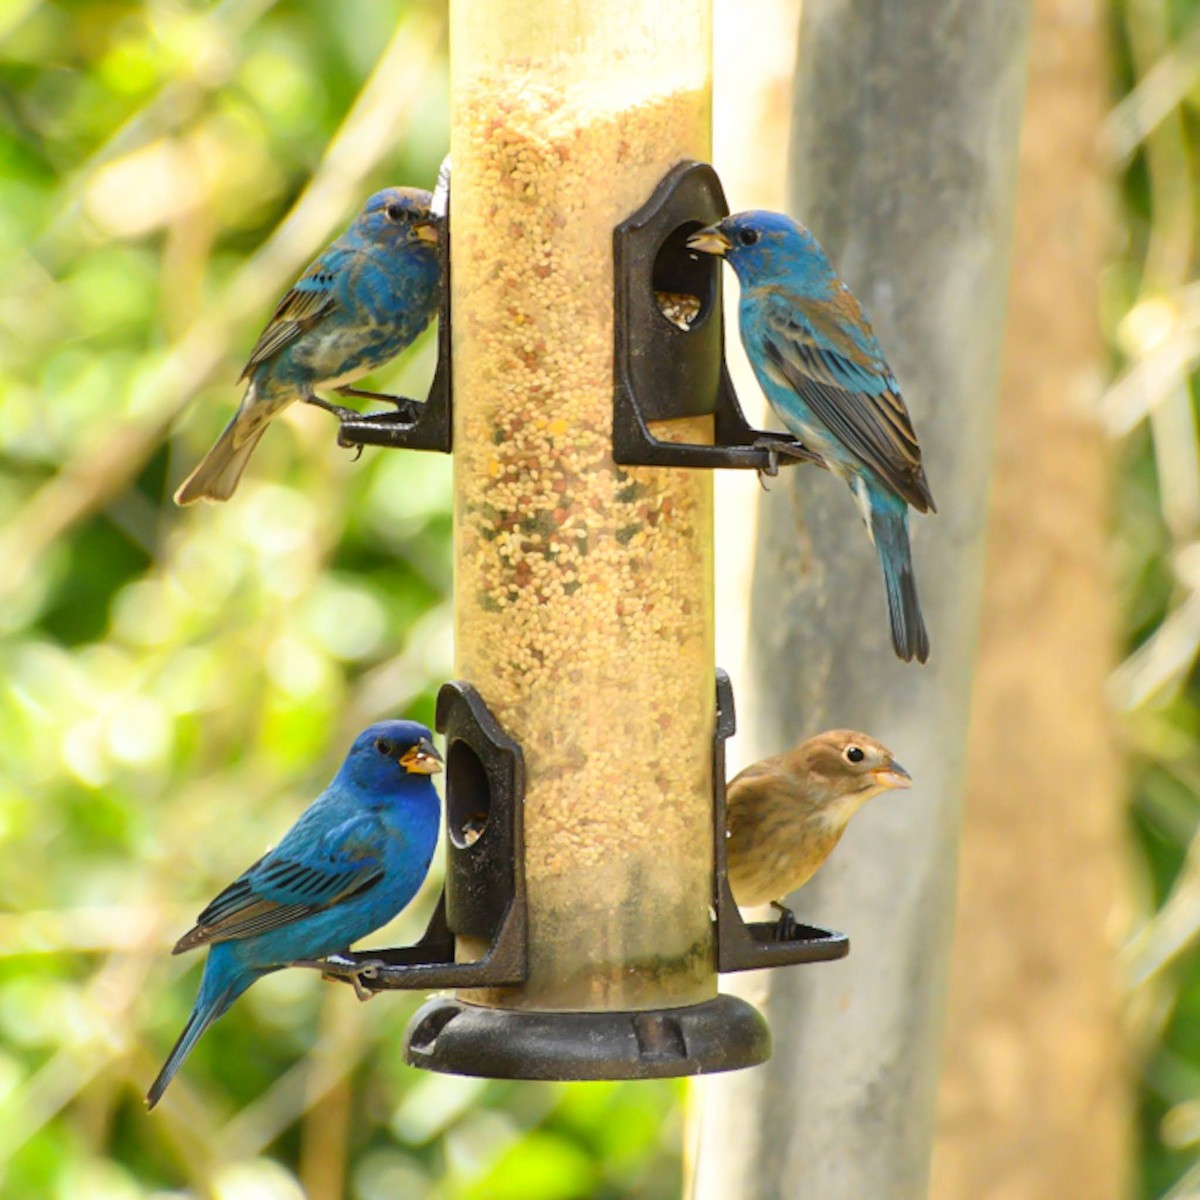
(291, 954), (387, 1001)
(304, 393), (362, 424)
(752, 440), (794, 491)
(340, 959), (386, 1003)
(307, 393), (421, 457)
(335, 385), (421, 416)
(322, 951), (388, 1001)
(755, 445), (780, 491)
(333, 388), (422, 427)
(770, 901), (798, 943)
(751, 437), (823, 488)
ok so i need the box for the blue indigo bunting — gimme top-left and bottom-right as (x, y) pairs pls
(174, 187), (441, 505)
(689, 212), (936, 663)
(725, 730), (910, 911)
(146, 721), (442, 1109)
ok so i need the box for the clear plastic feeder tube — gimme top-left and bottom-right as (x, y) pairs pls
(450, 0), (715, 1010)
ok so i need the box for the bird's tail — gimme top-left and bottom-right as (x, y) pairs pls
(146, 952), (262, 1109)
(868, 500), (929, 664)
(174, 385), (274, 506)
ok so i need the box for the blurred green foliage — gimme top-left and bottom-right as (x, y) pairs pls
(1109, 0), (1200, 1197)
(0, 2), (683, 1197)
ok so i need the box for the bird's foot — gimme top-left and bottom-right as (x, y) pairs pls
(341, 959), (386, 1002)
(335, 385), (420, 418)
(770, 901), (798, 943)
(309, 391), (424, 454)
(329, 955), (387, 1001)
(293, 954), (386, 1000)
(752, 440), (787, 491)
(751, 437), (820, 489)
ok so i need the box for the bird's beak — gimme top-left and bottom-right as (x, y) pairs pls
(413, 219), (440, 245)
(686, 224), (731, 257)
(871, 759), (912, 791)
(400, 738), (443, 774)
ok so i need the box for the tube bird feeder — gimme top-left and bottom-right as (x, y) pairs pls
(317, 0), (848, 1081)
(408, 0), (803, 1080)
(426, 0), (747, 1076)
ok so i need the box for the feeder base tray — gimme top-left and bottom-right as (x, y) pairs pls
(403, 993), (770, 1080)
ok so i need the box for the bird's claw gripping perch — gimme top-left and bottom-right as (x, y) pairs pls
(751, 437), (821, 490)
(305, 389), (426, 453)
(340, 959), (386, 1002)
(293, 954), (387, 1001)
(770, 901), (798, 943)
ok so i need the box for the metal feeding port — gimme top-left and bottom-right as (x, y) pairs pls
(612, 160), (823, 474)
(297, 681), (527, 994)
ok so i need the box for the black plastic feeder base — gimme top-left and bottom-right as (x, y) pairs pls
(403, 994), (770, 1080)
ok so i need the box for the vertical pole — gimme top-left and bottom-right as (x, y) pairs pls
(695, 2), (1032, 1196)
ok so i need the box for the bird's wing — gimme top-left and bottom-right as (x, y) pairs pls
(758, 287), (935, 513)
(726, 753), (791, 810)
(172, 813), (390, 953)
(237, 255), (343, 380)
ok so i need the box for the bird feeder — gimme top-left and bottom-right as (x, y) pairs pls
(316, 0), (846, 1080)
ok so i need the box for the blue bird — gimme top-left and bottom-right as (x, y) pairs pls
(146, 720), (442, 1109)
(689, 211), (936, 663)
(174, 187), (441, 505)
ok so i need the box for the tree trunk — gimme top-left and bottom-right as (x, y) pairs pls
(693, 3), (1031, 1197)
(929, 0), (1134, 1196)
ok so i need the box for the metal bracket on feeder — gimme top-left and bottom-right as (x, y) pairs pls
(331, 168), (454, 456)
(712, 669), (850, 972)
(300, 680), (527, 994)
(612, 161), (823, 473)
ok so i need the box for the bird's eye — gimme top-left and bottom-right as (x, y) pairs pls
(374, 737), (395, 757)
(385, 202), (405, 222)
(738, 228), (759, 246)
(844, 745), (865, 764)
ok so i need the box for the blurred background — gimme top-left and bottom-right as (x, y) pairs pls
(0, 0), (1196, 1197)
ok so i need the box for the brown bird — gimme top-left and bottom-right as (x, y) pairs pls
(725, 730), (911, 912)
